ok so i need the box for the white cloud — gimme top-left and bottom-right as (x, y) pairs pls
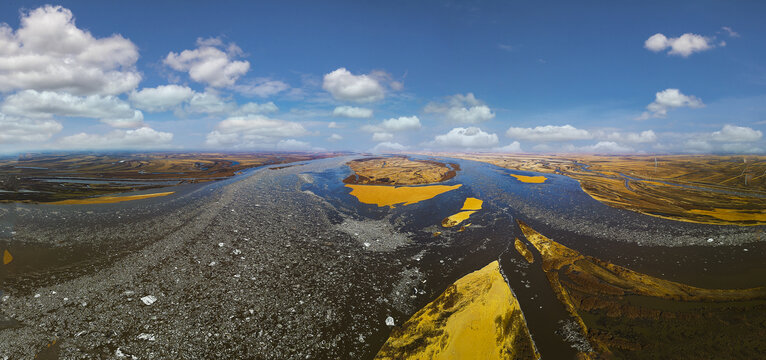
(234, 78), (290, 97)
(362, 116), (421, 133)
(494, 141), (523, 153)
(720, 143), (762, 153)
(644, 33), (718, 57)
(0, 5), (140, 95)
(380, 116), (421, 131)
(322, 68), (384, 102)
(580, 141), (634, 154)
(166, 90), (276, 116)
(234, 101), (279, 115)
(328, 121), (343, 129)
(431, 127), (499, 148)
(327, 133), (343, 142)
(371, 141), (407, 153)
(506, 124), (592, 141)
(372, 132), (394, 142)
(721, 26), (740, 38)
(425, 93), (495, 124)
(333, 106), (373, 118)
(680, 138), (762, 154)
(682, 139), (713, 153)
(710, 125), (762, 142)
(165, 37), (250, 88)
(2, 90), (143, 128)
(182, 91), (236, 115)
(599, 130), (657, 143)
(276, 139), (312, 151)
(637, 88), (704, 119)
(658, 126), (763, 154)
(57, 127), (173, 149)
(129, 85), (194, 112)
(205, 115), (308, 148)
(0, 113), (62, 143)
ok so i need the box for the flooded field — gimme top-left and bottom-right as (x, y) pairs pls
(1, 155), (764, 359)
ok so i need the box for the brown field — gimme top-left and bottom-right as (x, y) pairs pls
(344, 156), (460, 186)
(432, 153), (766, 226)
(0, 152), (342, 203)
(517, 220), (766, 359)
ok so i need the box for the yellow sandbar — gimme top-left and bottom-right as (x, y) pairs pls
(3, 249), (12, 265)
(375, 261), (538, 360)
(510, 174), (547, 183)
(345, 184), (461, 208)
(50, 191), (175, 205)
(461, 197), (483, 210)
(442, 211), (476, 228)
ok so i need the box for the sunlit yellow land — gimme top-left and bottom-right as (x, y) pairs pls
(461, 197), (483, 210)
(345, 184), (461, 207)
(510, 174), (547, 183)
(443, 197), (483, 227)
(375, 261), (539, 360)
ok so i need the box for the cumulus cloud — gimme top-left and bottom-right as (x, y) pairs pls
(372, 132), (394, 142)
(644, 33), (719, 57)
(333, 106), (373, 118)
(129, 85), (194, 112)
(0, 5), (140, 95)
(57, 127), (173, 149)
(494, 141), (523, 153)
(2, 90), (143, 128)
(162, 89), (277, 117)
(181, 91), (236, 115)
(431, 127), (499, 149)
(425, 93), (495, 124)
(579, 141), (634, 154)
(506, 124), (592, 142)
(657, 125), (762, 154)
(205, 115), (308, 148)
(165, 37), (250, 88)
(371, 141), (407, 153)
(322, 68), (385, 102)
(598, 130), (657, 143)
(328, 121), (343, 129)
(234, 101), (278, 115)
(637, 88), (704, 120)
(362, 116), (421, 133)
(680, 138), (762, 154)
(275, 139), (315, 151)
(327, 133), (343, 142)
(709, 125), (762, 142)
(0, 113), (62, 143)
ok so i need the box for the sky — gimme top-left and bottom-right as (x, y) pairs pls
(0, 0), (764, 155)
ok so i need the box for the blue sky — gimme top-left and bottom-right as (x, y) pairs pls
(0, 0), (764, 154)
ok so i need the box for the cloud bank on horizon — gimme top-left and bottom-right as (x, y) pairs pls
(0, 3), (764, 155)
